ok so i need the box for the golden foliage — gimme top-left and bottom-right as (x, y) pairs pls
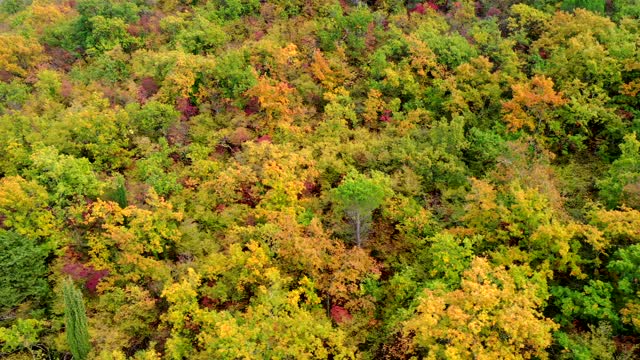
(403, 258), (558, 359)
(0, 34), (46, 77)
(502, 75), (566, 132)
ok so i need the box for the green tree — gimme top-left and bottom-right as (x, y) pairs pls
(413, 17), (478, 70)
(0, 80), (30, 114)
(26, 147), (102, 206)
(84, 16), (139, 55)
(175, 15), (229, 55)
(0, 0), (30, 14)
(597, 133), (640, 208)
(332, 171), (390, 247)
(71, 0), (141, 54)
(212, 49), (257, 102)
(0, 231), (49, 314)
(551, 281), (620, 328)
(562, 0), (605, 14)
(127, 101), (180, 140)
(63, 278), (91, 360)
(0, 318), (46, 356)
(613, 0), (640, 19)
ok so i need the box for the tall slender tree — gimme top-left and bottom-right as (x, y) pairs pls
(63, 278), (90, 360)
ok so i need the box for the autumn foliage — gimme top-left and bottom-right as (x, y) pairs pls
(0, 0), (639, 359)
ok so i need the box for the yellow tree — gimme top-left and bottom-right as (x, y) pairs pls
(502, 75), (566, 133)
(0, 34), (46, 78)
(245, 76), (294, 132)
(84, 190), (183, 287)
(0, 176), (60, 245)
(161, 267), (355, 360)
(402, 258), (558, 359)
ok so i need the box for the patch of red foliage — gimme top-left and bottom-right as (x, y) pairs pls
(330, 305), (352, 324)
(100, 85), (119, 107)
(137, 77), (159, 103)
(200, 296), (216, 309)
(427, 1), (439, 10)
(301, 180), (320, 197)
(62, 262), (109, 294)
(411, 3), (426, 14)
(539, 48), (549, 60)
(0, 70), (12, 82)
(214, 143), (229, 156)
(410, 2), (439, 14)
(127, 24), (142, 37)
(381, 18), (390, 30)
(176, 97), (199, 120)
(244, 96), (261, 115)
(254, 30), (265, 41)
(366, 22), (377, 50)
(44, 45), (76, 72)
(238, 184), (259, 208)
(167, 122), (190, 147)
(617, 109), (634, 120)
(138, 13), (161, 34)
(380, 109), (392, 122)
(486, 7), (501, 17)
(256, 135), (272, 143)
(60, 78), (73, 99)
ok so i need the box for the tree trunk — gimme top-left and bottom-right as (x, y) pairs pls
(355, 212), (361, 247)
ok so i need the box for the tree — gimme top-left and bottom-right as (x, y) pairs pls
(91, 285), (158, 355)
(83, 190), (183, 285)
(0, 34), (46, 78)
(551, 280), (619, 328)
(63, 278), (91, 360)
(530, 10), (625, 93)
(507, 4), (551, 48)
(597, 133), (640, 209)
(212, 49), (257, 104)
(413, 15), (478, 70)
(0, 0), (29, 14)
(84, 16), (139, 54)
(0, 231), (49, 314)
(161, 267), (356, 359)
(332, 171), (390, 247)
(175, 15), (229, 55)
(131, 50), (216, 104)
(26, 147), (102, 206)
(245, 76), (295, 132)
(0, 318), (46, 356)
(402, 258), (558, 359)
(607, 244), (640, 333)
(0, 176), (59, 244)
(126, 101), (180, 140)
(502, 75), (566, 133)
(562, 0), (606, 14)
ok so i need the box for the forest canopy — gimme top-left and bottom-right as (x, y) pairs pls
(0, 0), (639, 359)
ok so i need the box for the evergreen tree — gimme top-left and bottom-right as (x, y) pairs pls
(63, 279), (90, 360)
(0, 231), (49, 313)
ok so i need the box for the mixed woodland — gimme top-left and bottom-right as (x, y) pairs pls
(1, 0), (640, 358)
